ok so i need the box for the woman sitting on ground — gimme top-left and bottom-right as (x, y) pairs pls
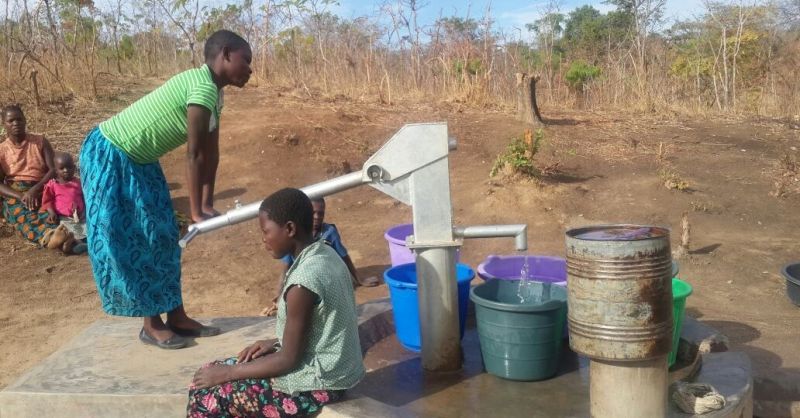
(0, 105), (59, 244)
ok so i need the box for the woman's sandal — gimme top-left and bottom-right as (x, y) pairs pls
(168, 323), (222, 338)
(139, 328), (188, 350)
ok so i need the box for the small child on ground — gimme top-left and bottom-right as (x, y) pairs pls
(40, 152), (86, 254)
(262, 196), (378, 316)
(188, 188), (365, 417)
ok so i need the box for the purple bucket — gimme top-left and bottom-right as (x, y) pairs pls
(479, 254), (568, 338)
(477, 255), (567, 286)
(384, 224), (416, 267)
(384, 224), (460, 267)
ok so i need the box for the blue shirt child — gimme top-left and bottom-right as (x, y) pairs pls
(281, 223), (348, 266)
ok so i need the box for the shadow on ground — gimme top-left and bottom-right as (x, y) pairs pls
(690, 243), (722, 255)
(543, 118), (579, 126)
(358, 264), (391, 281)
(699, 319), (800, 418)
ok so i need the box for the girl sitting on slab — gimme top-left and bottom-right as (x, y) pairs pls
(188, 188), (365, 418)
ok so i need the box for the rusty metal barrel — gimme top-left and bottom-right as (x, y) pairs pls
(566, 224), (673, 361)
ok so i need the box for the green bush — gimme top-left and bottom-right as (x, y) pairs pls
(490, 129), (544, 178)
(453, 58), (484, 76)
(565, 60), (601, 90)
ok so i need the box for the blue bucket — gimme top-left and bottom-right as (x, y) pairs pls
(384, 262), (475, 352)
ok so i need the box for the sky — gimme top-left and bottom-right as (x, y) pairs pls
(329, 0), (709, 40)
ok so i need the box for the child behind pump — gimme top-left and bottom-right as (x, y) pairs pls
(262, 197), (379, 316)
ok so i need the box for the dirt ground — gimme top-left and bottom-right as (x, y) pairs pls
(1, 83), (798, 407)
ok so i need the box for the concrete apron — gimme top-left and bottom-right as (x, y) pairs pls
(0, 299), (392, 418)
(0, 300), (752, 418)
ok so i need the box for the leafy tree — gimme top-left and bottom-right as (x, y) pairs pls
(562, 6), (608, 60)
(436, 17), (480, 42)
(565, 60), (601, 90)
(527, 11), (564, 94)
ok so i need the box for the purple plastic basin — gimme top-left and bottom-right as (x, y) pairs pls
(384, 224), (416, 267)
(384, 223), (461, 267)
(477, 255), (567, 286)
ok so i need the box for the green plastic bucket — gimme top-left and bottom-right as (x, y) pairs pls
(669, 278), (693, 367)
(470, 280), (568, 381)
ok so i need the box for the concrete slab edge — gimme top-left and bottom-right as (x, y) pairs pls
(0, 392), (186, 418)
(668, 351), (752, 418)
(754, 400), (800, 418)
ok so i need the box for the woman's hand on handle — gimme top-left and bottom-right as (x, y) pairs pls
(202, 207), (221, 217)
(190, 208), (220, 223)
(190, 212), (214, 223)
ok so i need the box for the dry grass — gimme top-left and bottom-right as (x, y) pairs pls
(672, 211), (691, 260)
(3, 77), (160, 161)
(652, 137), (692, 192)
(689, 200), (721, 213)
(658, 166), (691, 191)
(769, 153), (800, 198)
(0, 219), (14, 239)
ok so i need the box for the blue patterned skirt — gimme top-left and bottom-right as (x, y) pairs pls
(79, 127), (182, 317)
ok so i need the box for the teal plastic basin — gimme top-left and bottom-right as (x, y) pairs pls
(470, 280), (567, 381)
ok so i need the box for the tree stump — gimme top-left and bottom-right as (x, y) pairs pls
(515, 72), (545, 126)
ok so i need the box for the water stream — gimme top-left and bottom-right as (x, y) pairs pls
(517, 255), (533, 302)
(517, 255), (552, 303)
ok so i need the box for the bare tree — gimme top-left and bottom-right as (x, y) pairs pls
(104, 0), (128, 74)
(528, 0), (563, 101)
(154, 0), (202, 66)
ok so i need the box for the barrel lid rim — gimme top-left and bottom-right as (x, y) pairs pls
(565, 224), (670, 241)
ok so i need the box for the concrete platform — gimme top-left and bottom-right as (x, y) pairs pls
(326, 327), (752, 418)
(0, 299), (392, 418)
(666, 352), (753, 418)
(1, 298), (753, 418)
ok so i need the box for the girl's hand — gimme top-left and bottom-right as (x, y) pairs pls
(237, 339), (278, 363)
(21, 191), (39, 210)
(191, 364), (232, 389)
(260, 295), (279, 316)
(261, 301), (279, 317)
(46, 212), (58, 224)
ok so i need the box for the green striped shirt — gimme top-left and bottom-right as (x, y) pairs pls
(99, 64), (222, 164)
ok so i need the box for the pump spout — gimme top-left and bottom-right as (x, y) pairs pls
(452, 224), (528, 251)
